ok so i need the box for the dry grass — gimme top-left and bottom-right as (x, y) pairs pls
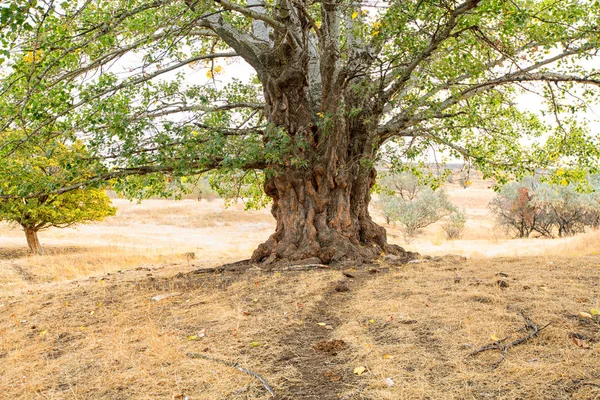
(1, 183), (600, 399)
(0, 257), (598, 399)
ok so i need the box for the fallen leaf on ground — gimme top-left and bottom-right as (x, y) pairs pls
(490, 333), (500, 341)
(580, 312), (593, 319)
(251, 341), (261, 347)
(590, 308), (600, 316)
(323, 371), (342, 382)
(572, 337), (590, 349)
(353, 366), (366, 376)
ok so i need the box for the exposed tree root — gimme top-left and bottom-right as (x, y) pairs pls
(187, 352), (276, 397)
(471, 311), (551, 371)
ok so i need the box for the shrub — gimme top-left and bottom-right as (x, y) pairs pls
(490, 177), (600, 238)
(442, 209), (467, 239)
(489, 182), (538, 238)
(378, 188), (456, 243)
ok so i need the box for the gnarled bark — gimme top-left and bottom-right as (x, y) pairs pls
(251, 162), (408, 264)
(251, 73), (409, 264)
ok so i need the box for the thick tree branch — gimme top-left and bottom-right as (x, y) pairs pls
(213, 0), (286, 31)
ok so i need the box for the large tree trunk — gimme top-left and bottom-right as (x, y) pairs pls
(24, 226), (43, 255)
(251, 74), (410, 264)
(251, 161), (410, 264)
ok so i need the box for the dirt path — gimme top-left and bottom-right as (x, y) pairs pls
(273, 268), (377, 400)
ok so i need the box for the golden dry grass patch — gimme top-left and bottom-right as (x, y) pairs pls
(0, 267), (342, 399)
(333, 256), (600, 399)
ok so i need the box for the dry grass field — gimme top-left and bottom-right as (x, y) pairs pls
(1, 180), (599, 399)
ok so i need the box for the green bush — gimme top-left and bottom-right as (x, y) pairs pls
(442, 209), (467, 240)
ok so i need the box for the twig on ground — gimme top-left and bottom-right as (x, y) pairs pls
(280, 264), (330, 271)
(471, 311), (551, 371)
(187, 352), (276, 396)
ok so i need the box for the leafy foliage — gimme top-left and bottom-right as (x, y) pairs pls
(376, 174), (457, 242)
(442, 209), (467, 240)
(490, 177), (600, 238)
(0, 0), (598, 198)
(0, 133), (115, 252)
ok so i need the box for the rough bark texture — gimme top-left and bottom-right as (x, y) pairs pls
(24, 227), (43, 255)
(251, 73), (410, 264)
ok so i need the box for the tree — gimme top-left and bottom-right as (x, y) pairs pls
(0, 136), (116, 254)
(2, 1), (600, 263)
(0, 189), (116, 254)
(489, 182), (538, 238)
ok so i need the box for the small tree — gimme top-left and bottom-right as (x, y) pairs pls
(490, 181), (538, 238)
(0, 189), (116, 254)
(376, 194), (400, 225)
(0, 138), (115, 255)
(533, 184), (587, 237)
(378, 172), (422, 201)
(442, 209), (467, 240)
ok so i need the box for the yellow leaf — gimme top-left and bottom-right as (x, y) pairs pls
(351, 11), (359, 19)
(368, 318), (374, 323)
(590, 309), (600, 316)
(580, 312), (593, 319)
(251, 341), (261, 347)
(39, 330), (47, 336)
(353, 366), (366, 376)
(188, 335), (200, 341)
(383, 354), (393, 359)
(317, 322), (326, 326)
(490, 333), (500, 341)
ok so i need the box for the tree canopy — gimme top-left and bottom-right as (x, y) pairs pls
(1, 0), (599, 262)
(0, 133), (116, 254)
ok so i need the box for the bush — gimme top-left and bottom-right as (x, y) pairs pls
(489, 181), (538, 238)
(442, 209), (467, 239)
(378, 172), (421, 200)
(490, 177), (600, 238)
(377, 188), (456, 243)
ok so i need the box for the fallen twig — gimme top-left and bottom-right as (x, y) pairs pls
(471, 311), (551, 371)
(280, 263), (330, 271)
(187, 352), (276, 397)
